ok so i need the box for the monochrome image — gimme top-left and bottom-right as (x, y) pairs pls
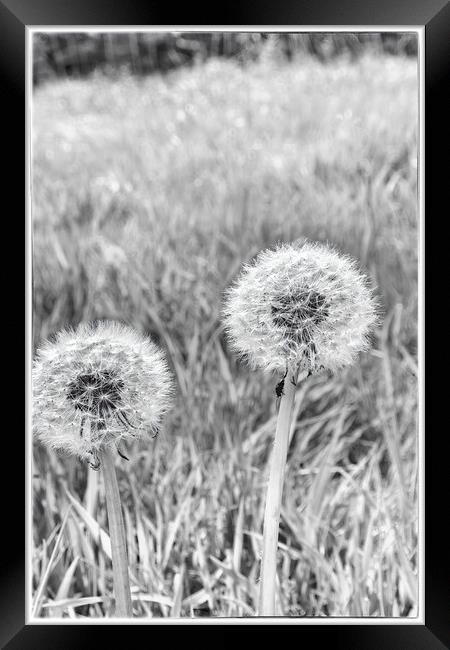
(31, 31), (420, 620)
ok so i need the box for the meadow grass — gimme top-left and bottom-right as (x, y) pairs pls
(32, 52), (418, 618)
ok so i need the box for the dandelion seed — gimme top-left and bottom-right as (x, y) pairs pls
(32, 320), (174, 618)
(33, 320), (174, 463)
(223, 240), (378, 616)
(223, 240), (378, 375)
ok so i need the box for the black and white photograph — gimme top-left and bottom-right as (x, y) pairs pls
(30, 29), (422, 622)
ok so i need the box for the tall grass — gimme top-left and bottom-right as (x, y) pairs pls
(32, 53), (418, 618)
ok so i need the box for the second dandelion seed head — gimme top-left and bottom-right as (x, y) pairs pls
(33, 321), (174, 464)
(223, 241), (378, 375)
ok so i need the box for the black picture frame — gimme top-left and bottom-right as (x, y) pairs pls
(3, 0), (447, 645)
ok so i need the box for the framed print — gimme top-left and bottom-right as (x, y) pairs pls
(1, 0), (447, 645)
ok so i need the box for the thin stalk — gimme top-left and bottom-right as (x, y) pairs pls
(258, 367), (297, 616)
(100, 446), (133, 617)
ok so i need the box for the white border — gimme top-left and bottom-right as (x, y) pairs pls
(26, 26), (424, 625)
(418, 19), (425, 629)
(25, 24), (33, 629)
(30, 26), (421, 31)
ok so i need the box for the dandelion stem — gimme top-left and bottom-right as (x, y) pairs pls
(101, 446), (133, 617)
(258, 367), (297, 616)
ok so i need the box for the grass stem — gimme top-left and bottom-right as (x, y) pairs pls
(101, 446), (133, 617)
(258, 367), (297, 616)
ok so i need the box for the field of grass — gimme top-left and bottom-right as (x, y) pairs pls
(32, 52), (419, 618)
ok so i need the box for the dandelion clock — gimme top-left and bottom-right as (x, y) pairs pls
(33, 321), (173, 467)
(223, 241), (378, 615)
(33, 321), (174, 617)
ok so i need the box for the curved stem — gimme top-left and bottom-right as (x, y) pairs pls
(258, 368), (297, 616)
(100, 446), (133, 617)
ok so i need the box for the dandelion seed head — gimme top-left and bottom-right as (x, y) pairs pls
(33, 321), (174, 462)
(223, 241), (378, 374)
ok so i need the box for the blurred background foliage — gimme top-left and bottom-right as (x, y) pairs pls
(33, 31), (418, 85)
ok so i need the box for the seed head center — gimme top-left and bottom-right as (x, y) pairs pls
(67, 370), (124, 418)
(271, 289), (328, 338)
